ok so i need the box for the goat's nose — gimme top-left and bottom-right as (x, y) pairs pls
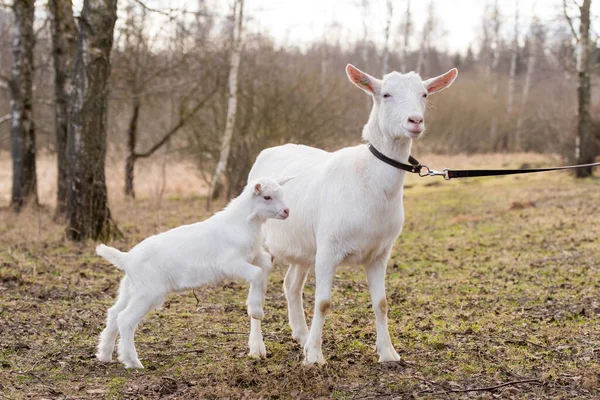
(282, 208), (289, 217)
(407, 115), (424, 125)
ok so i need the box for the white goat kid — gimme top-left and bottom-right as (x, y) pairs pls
(95, 177), (291, 369)
(248, 64), (457, 365)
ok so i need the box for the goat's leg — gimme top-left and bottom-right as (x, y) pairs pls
(223, 261), (265, 320)
(365, 256), (400, 362)
(283, 264), (310, 346)
(116, 292), (165, 369)
(96, 276), (131, 362)
(248, 318), (266, 359)
(303, 250), (340, 365)
(248, 252), (272, 358)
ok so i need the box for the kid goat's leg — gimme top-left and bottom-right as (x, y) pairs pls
(222, 261), (265, 320)
(116, 291), (165, 369)
(365, 254), (400, 362)
(248, 251), (272, 358)
(283, 264), (310, 346)
(303, 248), (341, 365)
(97, 276), (131, 362)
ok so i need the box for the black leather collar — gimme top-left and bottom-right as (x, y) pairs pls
(367, 143), (422, 174)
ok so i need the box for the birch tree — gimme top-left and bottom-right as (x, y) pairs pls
(399, 0), (412, 72)
(516, 19), (539, 148)
(208, 0), (244, 205)
(360, 0), (369, 69)
(48, 0), (76, 218)
(487, 0), (501, 149)
(355, 0), (372, 114)
(503, 0), (519, 151)
(66, 0), (119, 240)
(10, 0), (37, 212)
(416, 0), (434, 75)
(381, 0), (393, 76)
(564, 0), (595, 177)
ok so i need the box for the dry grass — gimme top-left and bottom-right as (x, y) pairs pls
(0, 151), (208, 207)
(1, 152), (599, 399)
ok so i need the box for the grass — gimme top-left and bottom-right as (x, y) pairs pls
(1, 153), (599, 399)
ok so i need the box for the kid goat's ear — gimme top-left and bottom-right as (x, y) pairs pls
(276, 176), (295, 186)
(253, 183), (262, 195)
(346, 64), (382, 96)
(422, 68), (458, 95)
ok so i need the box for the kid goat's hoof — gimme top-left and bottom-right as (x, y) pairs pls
(248, 339), (267, 359)
(95, 352), (112, 363)
(123, 360), (144, 369)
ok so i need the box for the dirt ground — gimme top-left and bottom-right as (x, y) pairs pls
(1, 153), (599, 399)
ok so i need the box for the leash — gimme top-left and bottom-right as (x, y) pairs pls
(367, 143), (600, 180)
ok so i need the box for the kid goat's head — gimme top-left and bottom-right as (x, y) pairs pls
(346, 64), (458, 141)
(248, 177), (293, 221)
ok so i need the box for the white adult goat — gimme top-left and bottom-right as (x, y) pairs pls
(95, 177), (291, 369)
(248, 64), (457, 364)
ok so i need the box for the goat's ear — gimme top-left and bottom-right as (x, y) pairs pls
(253, 183), (262, 195)
(276, 176), (295, 186)
(346, 64), (381, 95)
(423, 68), (458, 94)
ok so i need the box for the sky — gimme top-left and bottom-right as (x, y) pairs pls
(69, 0), (600, 54)
(233, 0), (600, 54)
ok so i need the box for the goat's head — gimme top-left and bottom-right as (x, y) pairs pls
(248, 177), (293, 221)
(346, 64), (458, 140)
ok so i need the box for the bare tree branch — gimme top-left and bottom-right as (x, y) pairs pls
(0, 114), (10, 125)
(133, 0), (178, 19)
(134, 85), (220, 159)
(564, 0), (580, 41)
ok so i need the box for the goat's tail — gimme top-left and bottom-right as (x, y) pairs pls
(96, 244), (127, 270)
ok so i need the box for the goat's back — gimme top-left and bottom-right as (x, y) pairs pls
(248, 143), (405, 266)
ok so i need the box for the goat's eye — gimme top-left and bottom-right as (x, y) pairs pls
(383, 93), (391, 98)
(422, 93), (428, 98)
(263, 196), (272, 201)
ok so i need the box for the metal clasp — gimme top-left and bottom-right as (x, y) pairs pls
(418, 165), (450, 180)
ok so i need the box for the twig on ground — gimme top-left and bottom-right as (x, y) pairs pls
(409, 376), (452, 399)
(426, 378), (542, 395)
(506, 339), (556, 351)
(164, 345), (219, 356)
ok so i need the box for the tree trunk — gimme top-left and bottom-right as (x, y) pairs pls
(381, 0), (393, 76)
(48, 0), (76, 218)
(488, 0), (500, 150)
(125, 100), (140, 198)
(516, 32), (536, 149)
(503, 0), (519, 151)
(360, 0), (369, 69)
(66, 0), (119, 241)
(575, 0), (594, 177)
(208, 0), (244, 206)
(10, 0), (37, 212)
(360, 0), (370, 114)
(416, 0), (433, 75)
(400, 0), (411, 72)
(125, 87), (217, 197)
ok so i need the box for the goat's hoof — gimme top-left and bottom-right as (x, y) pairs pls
(248, 340), (267, 359)
(123, 359), (144, 369)
(378, 349), (401, 363)
(118, 354), (144, 369)
(303, 347), (326, 366)
(95, 352), (112, 363)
